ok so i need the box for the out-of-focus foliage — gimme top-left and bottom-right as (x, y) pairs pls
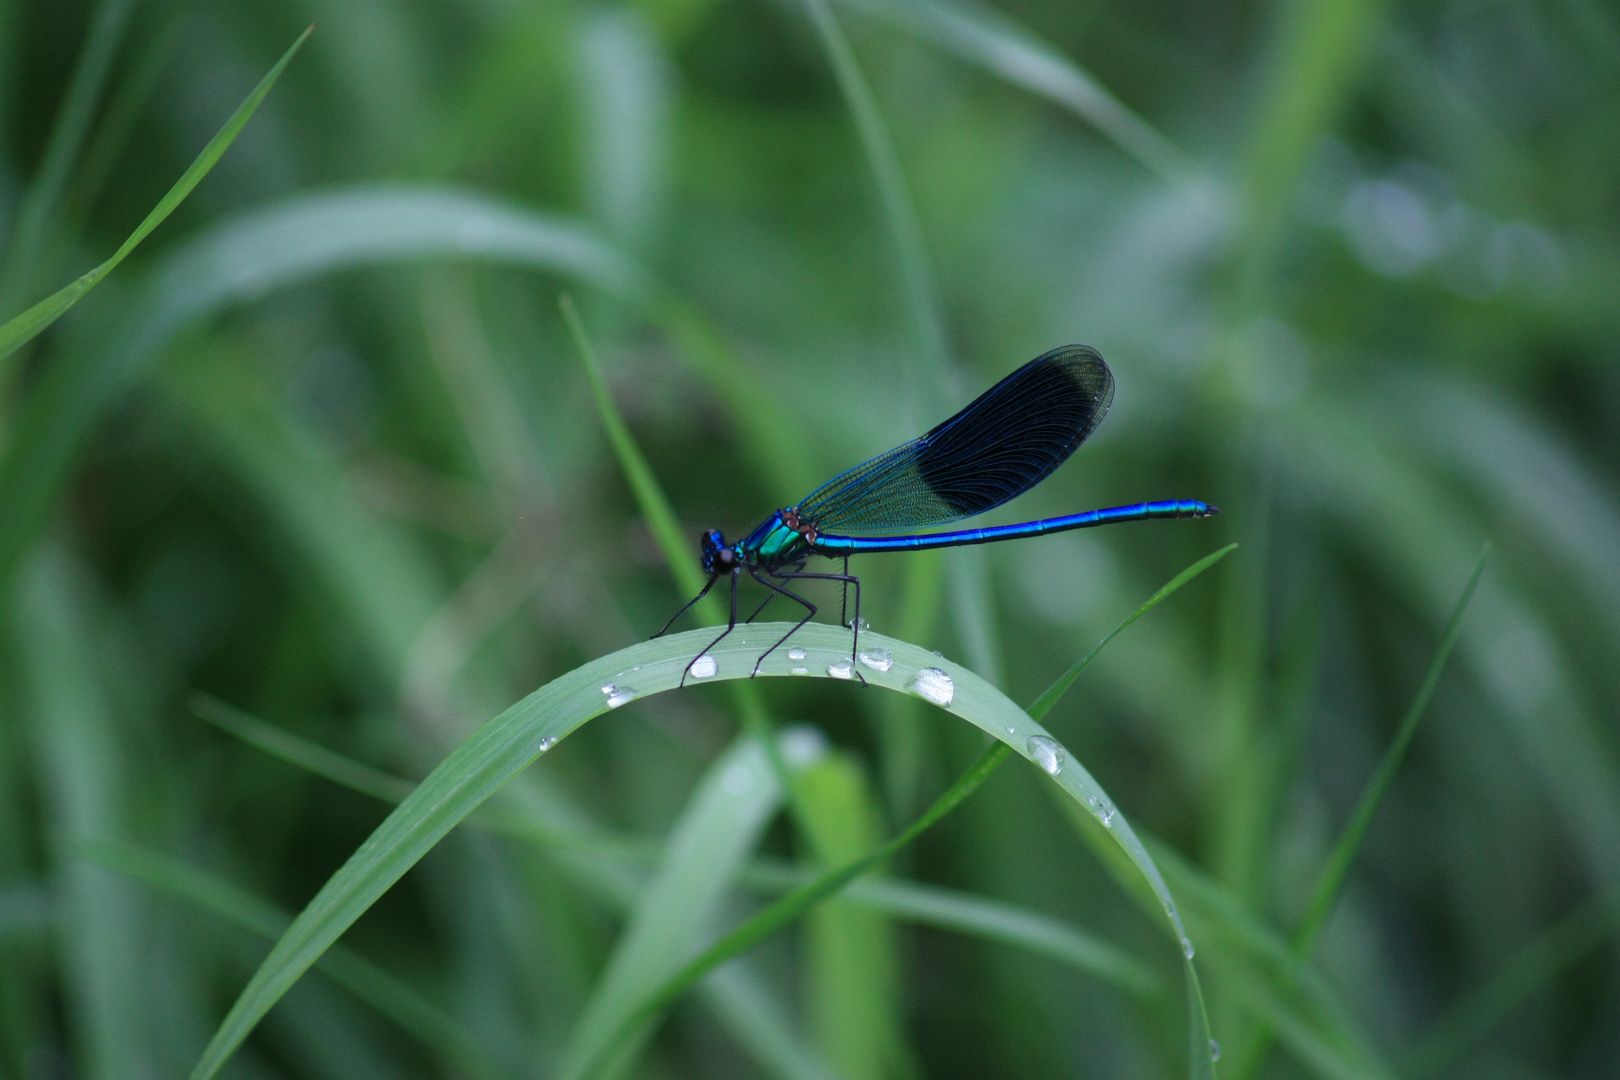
(1, 0), (1616, 1077)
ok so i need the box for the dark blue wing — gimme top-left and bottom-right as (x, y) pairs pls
(796, 345), (1114, 533)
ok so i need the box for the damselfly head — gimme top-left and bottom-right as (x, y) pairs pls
(699, 529), (735, 574)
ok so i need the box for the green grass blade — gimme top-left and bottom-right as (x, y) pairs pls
(79, 839), (511, 1080)
(561, 297), (801, 819)
(572, 547), (1231, 1080)
(799, 0), (948, 380)
(741, 864), (1166, 1002)
(0, 0), (137, 315)
(185, 621), (1164, 1078)
(193, 693), (416, 804)
(573, 741), (1013, 1080)
(1292, 544), (1489, 955)
(1233, 0), (1388, 310)
(561, 294), (707, 603)
(1028, 543), (1237, 721)
(0, 26), (312, 367)
(1141, 839), (1397, 1080)
(13, 548), (148, 1080)
(556, 733), (823, 1080)
(797, 753), (914, 1079)
(196, 689), (1170, 1008)
(1402, 890), (1620, 1079)
(840, 0), (1198, 186)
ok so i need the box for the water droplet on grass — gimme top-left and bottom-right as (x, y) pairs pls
(1026, 735), (1066, 775)
(791, 666), (808, 675)
(538, 736), (558, 752)
(848, 616), (871, 632)
(827, 660), (855, 680)
(787, 646), (807, 661)
(1087, 794), (1115, 826)
(689, 654), (718, 679)
(858, 645), (893, 672)
(1181, 937), (1196, 959)
(1209, 1039), (1221, 1062)
(907, 668), (954, 706)
(601, 684), (638, 708)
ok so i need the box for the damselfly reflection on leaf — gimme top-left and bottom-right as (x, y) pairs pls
(656, 346), (1218, 684)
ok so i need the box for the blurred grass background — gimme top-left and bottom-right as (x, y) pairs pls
(2, 0), (1618, 1077)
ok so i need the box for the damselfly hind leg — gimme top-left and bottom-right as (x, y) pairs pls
(770, 568), (865, 685)
(747, 570), (821, 678)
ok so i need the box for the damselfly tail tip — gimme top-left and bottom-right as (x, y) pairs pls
(1202, 503), (1220, 516)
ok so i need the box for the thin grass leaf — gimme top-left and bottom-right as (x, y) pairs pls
(186, 619), (1179, 1079)
(0, 27), (312, 367)
(561, 294), (707, 603)
(1234, 0), (1389, 309)
(799, 0), (948, 383)
(571, 546), (1234, 1080)
(561, 298), (800, 816)
(1402, 890), (1620, 1079)
(1293, 543), (1489, 954)
(840, 0), (1198, 185)
(555, 733), (826, 1080)
(1029, 542), (1236, 720)
(14, 548), (147, 1080)
(193, 693), (415, 804)
(78, 839), (510, 1080)
(0, 0), (137, 316)
(0, 184), (807, 611)
(573, 740), (1014, 1080)
(1141, 839), (1398, 1080)
(196, 692), (1169, 1006)
(740, 864), (1166, 1002)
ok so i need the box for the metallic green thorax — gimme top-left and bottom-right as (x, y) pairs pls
(740, 511), (813, 567)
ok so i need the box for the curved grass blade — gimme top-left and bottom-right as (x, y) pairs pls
(186, 616), (1197, 1079)
(562, 297), (800, 814)
(568, 546), (1234, 1080)
(1402, 889), (1620, 1079)
(561, 294), (706, 604)
(0, 184), (805, 606)
(0, 0), (138, 315)
(840, 0), (1197, 186)
(799, 0), (947, 380)
(78, 839), (510, 1080)
(1029, 543), (1237, 719)
(1292, 543), (1488, 954)
(0, 27), (312, 368)
(197, 692), (1168, 1004)
(555, 734), (824, 1080)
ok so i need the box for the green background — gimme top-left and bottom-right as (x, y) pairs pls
(1, 0), (1616, 1077)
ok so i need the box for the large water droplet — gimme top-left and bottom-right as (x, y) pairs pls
(827, 659), (855, 680)
(1181, 936), (1196, 959)
(787, 646), (807, 661)
(689, 654), (718, 679)
(1026, 735), (1066, 775)
(907, 667), (954, 706)
(858, 645), (893, 672)
(1209, 1039), (1221, 1062)
(538, 736), (558, 752)
(601, 684), (638, 708)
